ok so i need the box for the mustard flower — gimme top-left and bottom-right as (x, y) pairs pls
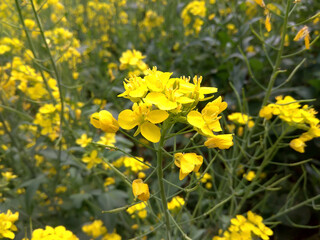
(204, 134), (234, 150)
(123, 156), (149, 172)
(132, 179), (150, 201)
(126, 202), (148, 219)
(82, 220), (107, 238)
(118, 102), (169, 143)
(289, 138), (306, 153)
(117, 76), (148, 102)
(174, 152), (203, 180)
(243, 171), (256, 181)
(228, 112), (254, 128)
(76, 133), (92, 147)
(82, 150), (102, 169)
(294, 26), (311, 49)
(31, 226), (78, 240)
(168, 196), (185, 211)
(90, 110), (119, 133)
(102, 232), (122, 240)
(0, 210), (19, 239)
(187, 96), (227, 137)
(97, 133), (116, 147)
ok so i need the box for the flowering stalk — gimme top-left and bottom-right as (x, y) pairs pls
(156, 120), (172, 240)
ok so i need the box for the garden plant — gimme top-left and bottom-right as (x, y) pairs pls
(0, 0), (320, 239)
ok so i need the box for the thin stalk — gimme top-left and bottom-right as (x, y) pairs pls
(156, 122), (172, 240)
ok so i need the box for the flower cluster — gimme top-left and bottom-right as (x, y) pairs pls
(31, 226), (78, 240)
(119, 49), (148, 76)
(0, 210), (19, 239)
(213, 211), (273, 240)
(260, 96), (320, 153)
(167, 196), (185, 212)
(181, 1), (207, 36)
(126, 202), (148, 219)
(82, 220), (107, 238)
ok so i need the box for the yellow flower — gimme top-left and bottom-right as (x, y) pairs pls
(132, 179), (150, 201)
(1, 172), (17, 181)
(104, 177), (115, 187)
(289, 138), (306, 153)
(167, 196), (185, 211)
(118, 102), (169, 143)
(204, 134), (233, 149)
(0, 210), (19, 239)
(82, 150), (102, 169)
(265, 14), (271, 32)
(97, 133), (116, 147)
(174, 152), (203, 180)
(118, 76), (148, 102)
(259, 106), (273, 120)
(123, 156), (149, 173)
(82, 220), (107, 238)
(102, 232), (122, 240)
(254, 0), (265, 7)
(126, 202), (148, 219)
(31, 225), (78, 240)
(294, 26), (311, 49)
(90, 110), (119, 133)
(187, 96), (227, 137)
(243, 171), (256, 181)
(76, 133), (92, 147)
(228, 112), (254, 127)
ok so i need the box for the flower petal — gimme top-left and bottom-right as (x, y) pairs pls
(118, 109), (138, 130)
(141, 121), (161, 143)
(146, 110), (169, 124)
(187, 111), (205, 128)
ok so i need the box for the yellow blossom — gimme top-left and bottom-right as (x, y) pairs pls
(82, 220), (107, 238)
(289, 138), (306, 153)
(118, 102), (168, 143)
(294, 26), (311, 49)
(76, 133), (92, 147)
(90, 110), (119, 133)
(167, 196), (185, 211)
(187, 96), (227, 137)
(123, 156), (149, 173)
(204, 134), (234, 149)
(174, 152), (203, 180)
(0, 210), (19, 239)
(243, 171), (256, 181)
(126, 202), (148, 219)
(132, 179), (150, 201)
(82, 150), (102, 169)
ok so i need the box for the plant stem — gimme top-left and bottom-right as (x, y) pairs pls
(156, 122), (171, 240)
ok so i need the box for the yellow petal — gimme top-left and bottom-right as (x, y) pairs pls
(144, 92), (177, 110)
(187, 111), (205, 128)
(146, 110), (169, 124)
(90, 112), (100, 129)
(141, 121), (161, 143)
(118, 109), (138, 130)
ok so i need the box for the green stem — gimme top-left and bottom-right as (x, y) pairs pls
(156, 122), (172, 240)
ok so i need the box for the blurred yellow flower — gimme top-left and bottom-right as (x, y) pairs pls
(174, 152), (203, 180)
(204, 134), (234, 149)
(132, 179), (150, 201)
(76, 133), (92, 147)
(168, 196), (185, 211)
(90, 110), (119, 133)
(82, 150), (102, 169)
(82, 220), (107, 238)
(0, 210), (19, 239)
